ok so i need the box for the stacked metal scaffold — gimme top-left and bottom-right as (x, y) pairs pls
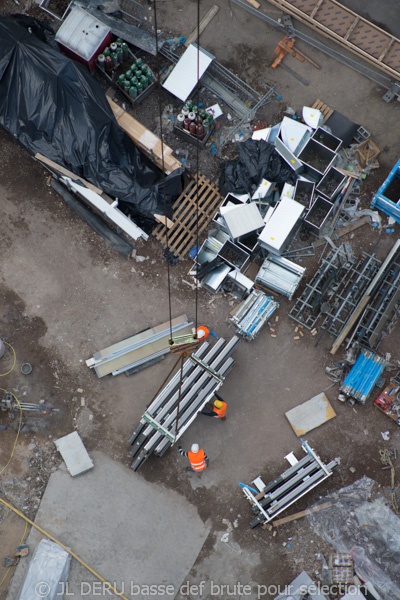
(129, 336), (239, 470)
(242, 440), (339, 528)
(229, 290), (279, 341)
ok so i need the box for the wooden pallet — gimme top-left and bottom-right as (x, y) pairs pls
(312, 99), (334, 124)
(153, 175), (224, 258)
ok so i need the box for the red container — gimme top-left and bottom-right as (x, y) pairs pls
(55, 6), (112, 73)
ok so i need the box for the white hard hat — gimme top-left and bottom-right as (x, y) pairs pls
(191, 443), (200, 453)
(197, 329), (205, 339)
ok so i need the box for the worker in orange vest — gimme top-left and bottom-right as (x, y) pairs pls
(201, 393), (227, 420)
(178, 443), (209, 472)
(193, 326), (218, 340)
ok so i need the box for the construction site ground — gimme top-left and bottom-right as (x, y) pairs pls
(1, 0), (400, 599)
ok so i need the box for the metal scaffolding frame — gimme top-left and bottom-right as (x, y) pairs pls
(289, 245), (352, 329)
(160, 45), (276, 143)
(321, 252), (380, 336)
(243, 440), (339, 527)
(128, 337), (239, 470)
(352, 248), (400, 350)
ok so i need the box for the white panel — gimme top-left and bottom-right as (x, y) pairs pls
(258, 197), (305, 253)
(162, 44), (214, 101)
(55, 6), (110, 60)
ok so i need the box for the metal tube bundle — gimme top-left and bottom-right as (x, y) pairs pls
(128, 336), (239, 471)
(229, 290), (279, 340)
(340, 348), (385, 403)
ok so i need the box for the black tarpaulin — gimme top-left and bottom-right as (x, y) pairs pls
(0, 15), (184, 219)
(219, 139), (297, 197)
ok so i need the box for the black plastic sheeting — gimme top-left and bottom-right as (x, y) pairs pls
(219, 139), (297, 197)
(0, 15), (184, 220)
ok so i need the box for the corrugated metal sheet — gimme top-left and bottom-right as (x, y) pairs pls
(256, 255), (305, 300)
(222, 202), (264, 239)
(162, 44), (214, 101)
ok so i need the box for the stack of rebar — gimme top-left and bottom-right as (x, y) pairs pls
(129, 336), (239, 471)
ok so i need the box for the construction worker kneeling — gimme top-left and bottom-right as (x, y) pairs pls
(201, 393), (227, 420)
(179, 443), (209, 472)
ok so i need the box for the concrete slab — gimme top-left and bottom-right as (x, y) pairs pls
(54, 431), (94, 476)
(7, 452), (210, 600)
(285, 393), (336, 437)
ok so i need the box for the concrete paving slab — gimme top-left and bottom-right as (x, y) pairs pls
(285, 393), (336, 437)
(54, 431), (94, 476)
(7, 452), (210, 600)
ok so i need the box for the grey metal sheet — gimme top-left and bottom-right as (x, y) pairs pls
(221, 203), (264, 240)
(275, 137), (304, 173)
(256, 255), (305, 300)
(77, 3), (159, 55)
(202, 264), (231, 293)
(258, 197), (305, 254)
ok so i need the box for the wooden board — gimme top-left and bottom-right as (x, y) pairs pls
(153, 175), (224, 258)
(311, 99), (334, 124)
(270, 501), (332, 527)
(285, 392), (336, 436)
(184, 5), (220, 47)
(107, 98), (181, 174)
(245, 0), (261, 8)
(34, 154), (104, 195)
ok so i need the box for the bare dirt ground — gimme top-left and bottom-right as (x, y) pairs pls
(1, 1), (400, 599)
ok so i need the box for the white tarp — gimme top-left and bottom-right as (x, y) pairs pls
(15, 539), (71, 600)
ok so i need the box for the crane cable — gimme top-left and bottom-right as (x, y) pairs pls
(153, 0), (173, 343)
(153, 0), (202, 437)
(194, 0), (201, 333)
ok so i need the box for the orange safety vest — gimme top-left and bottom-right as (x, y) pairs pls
(188, 449), (207, 471)
(195, 326), (209, 339)
(213, 402), (227, 418)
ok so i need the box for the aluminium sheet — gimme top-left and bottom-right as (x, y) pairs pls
(222, 202), (264, 240)
(256, 255), (305, 300)
(258, 197), (305, 254)
(162, 44), (214, 101)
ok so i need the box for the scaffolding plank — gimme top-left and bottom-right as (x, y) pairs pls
(265, 0), (400, 80)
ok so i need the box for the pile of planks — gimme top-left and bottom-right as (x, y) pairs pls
(107, 98), (181, 174)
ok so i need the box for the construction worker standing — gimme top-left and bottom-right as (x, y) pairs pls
(201, 393), (227, 420)
(193, 326), (218, 340)
(178, 443), (209, 472)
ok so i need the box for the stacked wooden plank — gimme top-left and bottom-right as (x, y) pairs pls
(153, 175), (224, 257)
(107, 98), (181, 174)
(86, 315), (193, 377)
